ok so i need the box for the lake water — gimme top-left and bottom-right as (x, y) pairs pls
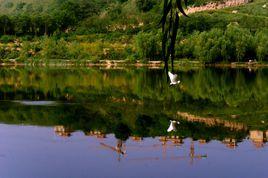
(0, 67), (268, 178)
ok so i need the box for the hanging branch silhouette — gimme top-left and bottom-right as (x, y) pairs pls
(161, 0), (188, 74)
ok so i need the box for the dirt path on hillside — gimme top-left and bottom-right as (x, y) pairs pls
(185, 0), (251, 14)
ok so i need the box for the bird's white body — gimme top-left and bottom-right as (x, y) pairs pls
(168, 72), (181, 85)
(167, 120), (180, 132)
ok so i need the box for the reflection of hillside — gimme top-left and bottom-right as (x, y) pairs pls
(159, 136), (184, 146)
(131, 136), (143, 142)
(249, 130), (268, 148)
(0, 68), (268, 128)
(222, 138), (237, 149)
(54, 126), (72, 137)
(199, 139), (207, 144)
(0, 101), (250, 142)
(110, 97), (143, 105)
(85, 131), (106, 139)
(46, 119), (268, 149)
(52, 126), (268, 150)
(0, 68), (268, 146)
(178, 111), (247, 131)
(0, 68), (267, 131)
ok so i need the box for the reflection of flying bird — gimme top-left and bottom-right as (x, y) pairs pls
(100, 140), (126, 161)
(167, 120), (180, 132)
(168, 71), (181, 85)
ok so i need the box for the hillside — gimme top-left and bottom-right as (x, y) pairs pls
(1, 0), (266, 35)
(0, 0), (267, 62)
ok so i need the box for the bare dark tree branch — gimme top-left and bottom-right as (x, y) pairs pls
(161, 0), (188, 74)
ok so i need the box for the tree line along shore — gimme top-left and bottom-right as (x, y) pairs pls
(0, 0), (267, 63)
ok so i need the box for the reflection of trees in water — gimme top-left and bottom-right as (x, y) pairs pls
(66, 111), (268, 149)
(0, 68), (268, 148)
(1, 97), (267, 146)
(0, 68), (266, 130)
(0, 68), (268, 107)
(114, 123), (131, 141)
(0, 102), (255, 143)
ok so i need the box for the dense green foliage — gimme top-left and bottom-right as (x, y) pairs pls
(135, 31), (161, 60)
(0, 23), (267, 62)
(0, 0), (267, 62)
(177, 24), (268, 62)
(136, 0), (157, 12)
(0, 0), (113, 36)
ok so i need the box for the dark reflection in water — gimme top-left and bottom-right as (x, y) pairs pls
(0, 67), (268, 178)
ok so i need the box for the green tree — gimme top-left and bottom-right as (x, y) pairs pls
(255, 30), (268, 61)
(16, 2), (26, 11)
(0, 15), (12, 35)
(193, 28), (225, 62)
(135, 31), (161, 60)
(136, 0), (156, 12)
(225, 23), (254, 62)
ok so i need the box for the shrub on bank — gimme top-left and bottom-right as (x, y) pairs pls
(0, 35), (16, 43)
(0, 44), (20, 59)
(68, 42), (90, 60)
(135, 31), (161, 60)
(255, 30), (268, 61)
(41, 38), (69, 59)
(178, 24), (267, 62)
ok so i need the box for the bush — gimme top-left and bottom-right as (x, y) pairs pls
(5, 2), (14, 8)
(18, 41), (41, 61)
(41, 37), (69, 59)
(135, 31), (161, 60)
(178, 24), (257, 62)
(193, 28), (225, 62)
(68, 42), (90, 60)
(136, 0), (156, 12)
(0, 35), (15, 43)
(224, 23), (255, 62)
(0, 46), (7, 59)
(255, 30), (268, 61)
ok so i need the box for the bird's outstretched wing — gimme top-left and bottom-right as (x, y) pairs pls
(167, 121), (178, 132)
(168, 72), (179, 84)
(168, 71), (173, 80)
(168, 72), (176, 80)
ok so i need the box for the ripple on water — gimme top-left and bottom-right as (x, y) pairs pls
(13, 100), (58, 106)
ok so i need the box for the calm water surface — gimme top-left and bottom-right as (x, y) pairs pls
(0, 67), (268, 178)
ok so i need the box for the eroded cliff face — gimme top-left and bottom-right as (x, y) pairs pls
(186, 0), (251, 14)
(177, 111), (247, 131)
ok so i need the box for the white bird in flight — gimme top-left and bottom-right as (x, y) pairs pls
(168, 71), (181, 85)
(167, 120), (180, 132)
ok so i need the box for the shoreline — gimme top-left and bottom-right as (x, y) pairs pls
(1, 60), (268, 69)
